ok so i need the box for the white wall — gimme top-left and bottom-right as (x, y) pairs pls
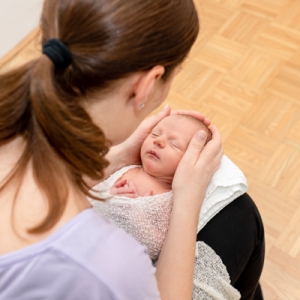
(0, 0), (43, 58)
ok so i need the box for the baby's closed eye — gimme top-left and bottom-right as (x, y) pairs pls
(170, 141), (182, 150)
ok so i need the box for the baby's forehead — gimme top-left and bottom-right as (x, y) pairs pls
(155, 115), (201, 128)
(153, 115), (203, 141)
(151, 114), (212, 146)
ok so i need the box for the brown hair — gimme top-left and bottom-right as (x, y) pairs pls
(0, 0), (199, 233)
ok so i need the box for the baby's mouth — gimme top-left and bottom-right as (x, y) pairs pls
(149, 150), (159, 159)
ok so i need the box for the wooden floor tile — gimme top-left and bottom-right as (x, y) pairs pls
(276, 1), (300, 31)
(268, 61), (300, 102)
(230, 49), (283, 91)
(242, 0), (292, 20)
(254, 23), (300, 60)
(219, 11), (268, 45)
(241, 92), (299, 140)
(194, 35), (247, 72)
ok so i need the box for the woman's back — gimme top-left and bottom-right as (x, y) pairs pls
(0, 208), (160, 299)
(0, 137), (90, 255)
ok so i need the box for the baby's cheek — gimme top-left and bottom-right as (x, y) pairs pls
(170, 155), (182, 172)
(140, 143), (147, 158)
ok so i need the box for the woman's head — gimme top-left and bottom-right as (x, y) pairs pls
(0, 0), (199, 233)
(40, 0), (199, 91)
(39, 0), (199, 143)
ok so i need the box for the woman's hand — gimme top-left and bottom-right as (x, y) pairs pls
(172, 125), (223, 212)
(156, 124), (223, 300)
(112, 106), (211, 167)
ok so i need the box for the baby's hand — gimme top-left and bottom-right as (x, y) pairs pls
(110, 179), (153, 198)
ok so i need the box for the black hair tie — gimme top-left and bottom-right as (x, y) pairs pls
(42, 39), (72, 69)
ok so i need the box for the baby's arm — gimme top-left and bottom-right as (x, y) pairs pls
(110, 179), (153, 198)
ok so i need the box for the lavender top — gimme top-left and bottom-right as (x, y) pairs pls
(0, 208), (160, 300)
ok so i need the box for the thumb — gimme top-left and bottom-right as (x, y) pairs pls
(181, 130), (207, 165)
(128, 179), (135, 189)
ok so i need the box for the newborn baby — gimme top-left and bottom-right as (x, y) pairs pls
(110, 114), (212, 198)
(89, 115), (241, 299)
(90, 115), (211, 262)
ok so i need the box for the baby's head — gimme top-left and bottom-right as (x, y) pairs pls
(140, 114), (212, 179)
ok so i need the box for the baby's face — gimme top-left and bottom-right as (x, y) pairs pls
(140, 115), (203, 179)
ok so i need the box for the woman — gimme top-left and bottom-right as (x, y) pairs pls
(0, 0), (264, 299)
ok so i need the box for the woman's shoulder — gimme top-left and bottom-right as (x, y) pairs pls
(0, 208), (160, 300)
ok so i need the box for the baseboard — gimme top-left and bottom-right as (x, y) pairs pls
(0, 27), (40, 69)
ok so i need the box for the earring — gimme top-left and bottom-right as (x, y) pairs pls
(139, 103), (145, 109)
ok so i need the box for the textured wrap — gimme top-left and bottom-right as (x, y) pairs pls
(89, 165), (172, 261)
(193, 242), (241, 299)
(89, 165), (241, 299)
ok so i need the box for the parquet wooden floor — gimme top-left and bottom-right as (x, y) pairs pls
(1, 1), (300, 299)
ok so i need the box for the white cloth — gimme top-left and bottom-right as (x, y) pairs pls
(199, 155), (248, 231)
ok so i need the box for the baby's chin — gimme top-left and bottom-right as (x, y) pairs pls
(141, 157), (162, 176)
(142, 157), (158, 173)
(142, 158), (175, 179)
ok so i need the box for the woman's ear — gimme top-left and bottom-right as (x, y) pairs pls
(132, 66), (165, 111)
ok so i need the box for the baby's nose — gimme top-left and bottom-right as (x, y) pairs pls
(154, 137), (165, 148)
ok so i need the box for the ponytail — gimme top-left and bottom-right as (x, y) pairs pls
(0, 55), (110, 234)
(0, 61), (33, 143)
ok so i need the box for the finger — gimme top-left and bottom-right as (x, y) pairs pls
(209, 125), (221, 142)
(196, 125), (223, 173)
(113, 179), (127, 188)
(118, 193), (139, 198)
(128, 179), (136, 189)
(115, 187), (136, 195)
(180, 130), (208, 166)
(203, 118), (211, 126)
(144, 190), (153, 196)
(128, 180), (140, 197)
(200, 125), (222, 157)
(171, 110), (211, 126)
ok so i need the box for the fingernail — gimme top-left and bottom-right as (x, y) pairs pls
(163, 104), (169, 111)
(197, 130), (206, 140)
